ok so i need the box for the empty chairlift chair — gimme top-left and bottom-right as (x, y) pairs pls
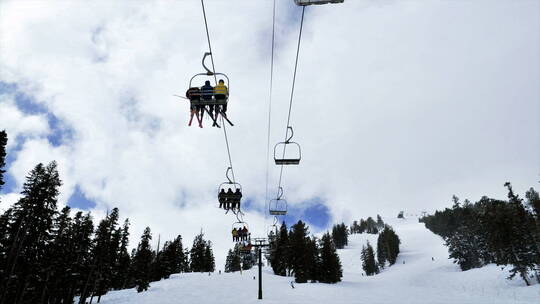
(274, 126), (301, 165)
(269, 187), (288, 216)
(294, 0), (344, 6)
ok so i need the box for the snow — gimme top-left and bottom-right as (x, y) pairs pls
(95, 217), (540, 304)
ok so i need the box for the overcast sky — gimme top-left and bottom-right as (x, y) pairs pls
(1, 0), (539, 268)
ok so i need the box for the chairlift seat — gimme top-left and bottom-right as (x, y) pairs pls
(294, 0), (344, 6)
(269, 210), (287, 216)
(274, 158), (300, 165)
(192, 98), (228, 106)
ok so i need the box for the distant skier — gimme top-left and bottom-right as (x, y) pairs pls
(290, 281), (295, 289)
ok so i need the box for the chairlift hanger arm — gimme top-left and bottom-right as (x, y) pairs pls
(202, 52), (213, 75)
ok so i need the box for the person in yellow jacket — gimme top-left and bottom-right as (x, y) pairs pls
(232, 228), (238, 242)
(214, 79), (229, 118)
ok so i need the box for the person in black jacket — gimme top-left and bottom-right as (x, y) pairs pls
(201, 80), (218, 127)
(186, 87), (202, 127)
(218, 188), (226, 209)
(233, 188), (242, 210)
(226, 188), (234, 209)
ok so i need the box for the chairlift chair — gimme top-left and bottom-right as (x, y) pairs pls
(274, 126), (301, 165)
(269, 187), (288, 216)
(267, 216), (279, 240)
(232, 217), (250, 243)
(232, 221), (249, 232)
(189, 52), (230, 108)
(218, 167), (242, 210)
(187, 52), (233, 127)
(238, 243), (253, 254)
(294, 0), (344, 6)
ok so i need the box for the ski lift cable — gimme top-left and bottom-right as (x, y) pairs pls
(276, 6), (306, 197)
(264, 0), (277, 232)
(200, 0), (237, 186)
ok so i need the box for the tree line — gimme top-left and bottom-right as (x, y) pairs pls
(0, 131), (216, 304)
(267, 221), (343, 284)
(350, 215), (385, 234)
(420, 183), (540, 285)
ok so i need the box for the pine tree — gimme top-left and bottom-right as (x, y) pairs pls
(446, 204), (486, 271)
(70, 212), (94, 304)
(183, 248), (191, 273)
(319, 233), (342, 283)
(158, 235), (187, 279)
(376, 231), (387, 268)
(526, 187), (540, 217)
(361, 241), (378, 276)
(350, 220), (359, 234)
(503, 183), (537, 286)
(173, 235), (188, 273)
(269, 221), (289, 276)
(115, 219), (131, 289)
(289, 220), (309, 283)
(190, 232), (214, 272)
(132, 227), (153, 292)
(359, 219), (367, 233)
(305, 236), (320, 282)
(0, 162), (62, 302)
(225, 249), (241, 272)
(47, 206), (75, 303)
(377, 225), (401, 268)
(331, 223), (348, 249)
(525, 187), (540, 283)
(376, 215), (384, 229)
(204, 241), (215, 272)
(90, 208), (121, 300)
(365, 217), (378, 234)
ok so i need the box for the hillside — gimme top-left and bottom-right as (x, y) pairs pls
(95, 218), (539, 304)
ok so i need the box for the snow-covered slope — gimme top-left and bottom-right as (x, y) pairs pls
(96, 217), (540, 304)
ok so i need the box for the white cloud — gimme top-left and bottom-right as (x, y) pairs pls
(0, 95), (50, 149)
(0, 0), (539, 268)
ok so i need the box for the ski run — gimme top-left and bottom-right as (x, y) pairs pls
(94, 217), (540, 304)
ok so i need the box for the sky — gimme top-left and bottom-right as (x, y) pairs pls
(0, 0), (539, 268)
